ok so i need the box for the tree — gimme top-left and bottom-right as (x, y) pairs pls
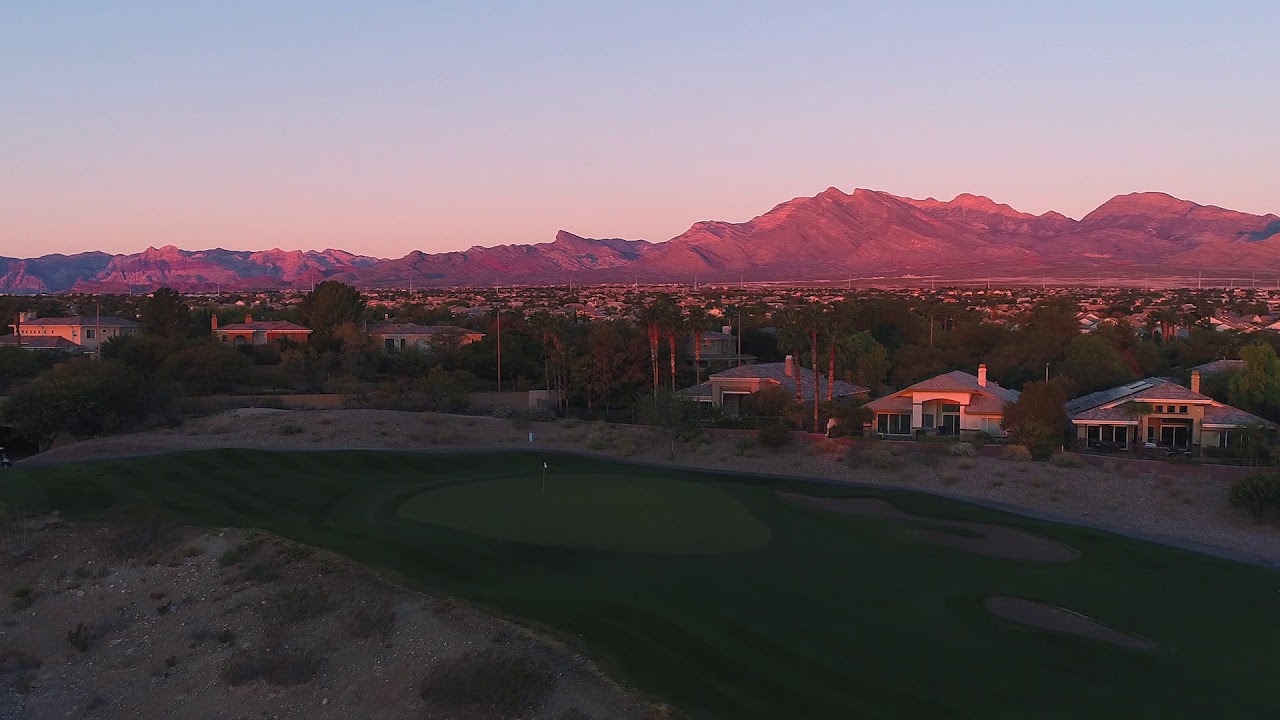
(1229, 343), (1280, 421)
(638, 296), (676, 395)
(0, 359), (153, 452)
(140, 287), (190, 338)
(1000, 381), (1070, 457)
(298, 281), (366, 350)
(1058, 335), (1134, 397)
(839, 332), (889, 391)
(686, 306), (710, 410)
(635, 387), (697, 456)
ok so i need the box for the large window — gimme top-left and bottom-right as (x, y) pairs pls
(877, 413), (912, 435)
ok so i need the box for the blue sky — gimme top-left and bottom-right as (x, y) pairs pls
(2, 1), (1277, 257)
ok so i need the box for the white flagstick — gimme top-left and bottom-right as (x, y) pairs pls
(542, 461), (548, 491)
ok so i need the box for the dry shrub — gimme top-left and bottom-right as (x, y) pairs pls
(1121, 466), (1139, 478)
(419, 649), (556, 716)
(346, 597), (396, 640)
(1001, 445), (1032, 463)
(950, 442), (977, 458)
(616, 437), (638, 457)
(867, 448), (902, 470)
(955, 458), (977, 470)
(220, 644), (324, 686)
(939, 470), (962, 485)
(262, 583), (330, 626)
(1049, 452), (1085, 469)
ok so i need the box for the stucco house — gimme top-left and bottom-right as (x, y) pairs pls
(688, 326), (755, 365)
(213, 315), (312, 345)
(680, 355), (868, 415)
(863, 365), (1019, 438)
(366, 323), (485, 352)
(1066, 370), (1273, 454)
(5, 313), (139, 353)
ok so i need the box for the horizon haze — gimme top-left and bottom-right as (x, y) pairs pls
(3, 1), (1279, 257)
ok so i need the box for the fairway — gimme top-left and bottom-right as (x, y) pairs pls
(397, 474), (771, 553)
(5, 449), (1279, 720)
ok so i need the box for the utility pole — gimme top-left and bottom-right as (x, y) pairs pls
(1045, 362), (1050, 382)
(737, 312), (743, 367)
(95, 301), (101, 360)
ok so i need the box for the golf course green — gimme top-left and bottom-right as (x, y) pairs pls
(4, 449), (1277, 719)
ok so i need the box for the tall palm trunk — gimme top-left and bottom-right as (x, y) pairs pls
(810, 330), (819, 433)
(666, 329), (677, 389)
(827, 338), (836, 402)
(646, 324), (660, 394)
(693, 329), (703, 412)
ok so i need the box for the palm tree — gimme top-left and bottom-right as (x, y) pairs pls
(775, 305), (809, 405)
(824, 302), (846, 403)
(638, 295), (677, 395)
(686, 306), (710, 402)
(803, 304), (824, 433)
(666, 305), (683, 390)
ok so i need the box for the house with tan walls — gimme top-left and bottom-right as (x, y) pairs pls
(863, 365), (1019, 438)
(3, 312), (139, 353)
(679, 354), (868, 415)
(213, 315), (312, 346)
(366, 322), (485, 353)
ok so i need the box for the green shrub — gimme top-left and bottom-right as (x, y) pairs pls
(1049, 452), (1085, 469)
(732, 437), (755, 456)
(955, 457), (977, 470)
(490, 405), (514, 419)
(950, 442), (977, 458)
(1001, 445), (1032, 462)
(867, 448), (902, 470)
(527, 405), (555, 423)
(615, 437), (638, 457)
(910, 451), (939, 466)
(217, 548), (243, 567)
(278, 423), (303, 436)
(10, 586), (33, 610)
(1229, 473), (1280, 521)
(559, 418), (582, 429)
(842, 447), (864, 467)
(419, 649), (556, 715)
(972, 431), (992, 448)
(755, 424), (792, 450)
(585, 431), (611, 451)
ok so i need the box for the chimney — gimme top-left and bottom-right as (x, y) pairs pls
(210, 315), (218, 331)
(722, 325), (731, 335)
(244, 314), (253, 324)
(785, 355), (795, 377)
(1191, 370), (1201, 394)
(977, 364), (988, 387)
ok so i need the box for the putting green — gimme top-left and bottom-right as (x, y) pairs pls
(396, 473), (772, 553)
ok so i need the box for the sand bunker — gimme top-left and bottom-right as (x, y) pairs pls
(779, 494), (1080, 562)
(984, 596), (1155, 649)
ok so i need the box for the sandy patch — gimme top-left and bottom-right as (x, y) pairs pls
(984, 596), (1155, 649)
(779, 493), (1080, 562)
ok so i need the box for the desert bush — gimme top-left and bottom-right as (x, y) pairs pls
(755, 424), (792, 450)
(510, 414), (530, 430)
(950, 442), (977, 458)
(585, 430), (612, 450)
(559, 417), (582, 429)
(346, 597), (396, 640)
(242, 563), (280, 583)
(842, 447), (864, 467)
(527, 404), (555, 422)
(867, 448), (902, 470)
(615, 437), (638, 457)
(67, 623), (93, 652)
(108, 505), (168, 558)
(10, 586), (33, 611)
(279, 423), (304, 436)
(217, 548), (243, 567)
(909, 451), (939, 466)
(262, 583), (330, 626)
(955, 457), (977, 470)
(1001, 445), (1033, 463)
(940, 470), (961, 485)
(490, 405), (514, 419)
(0, 649), (42, 695)
(972, 431), (992, 447)
(220, 644), (324, 686)
(1049, 452), (1085, 469)
(419, 649), (556, 716)
(732, 437), (754, 456)
(1229, 473), (1280, 521)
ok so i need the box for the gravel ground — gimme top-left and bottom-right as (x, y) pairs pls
(21, 407), (1280, 564)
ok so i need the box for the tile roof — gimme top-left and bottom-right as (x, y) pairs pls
(0, 335), (84, 350)
(864, 370), (1019, 413)
(368, 323), (484, 337)
(15, 315), (139, 328)
(217, 321), (312, 332)
(703, 362), (869, 401)
(1193, 359), (1246, 375)
(1202, 405), (1275, 428)
(1067, 377), (1276, 428)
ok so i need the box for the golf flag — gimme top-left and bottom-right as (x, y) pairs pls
(543, 461), (548, 469)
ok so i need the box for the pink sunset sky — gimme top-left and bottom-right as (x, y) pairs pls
(2, 2), (1278, 259)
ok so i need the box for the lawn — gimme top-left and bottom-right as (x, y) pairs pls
(4, 449), (1278, 720)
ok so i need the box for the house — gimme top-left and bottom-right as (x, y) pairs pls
(1066, 370), (1273, 453)
(366, 323), (485, 352)
(688, 326), (755, 365)
(679, 355), (868, 415)
(5, 312), (139, 353)
(213, 315), (312, 345)
(863, 365), (1019, 438)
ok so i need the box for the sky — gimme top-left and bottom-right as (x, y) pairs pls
(2, 1), (1278, 259)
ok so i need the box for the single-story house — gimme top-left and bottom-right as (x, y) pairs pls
(366, 323), (485, 352)
(6, 313), (139, 353)
(688, 326), (755, 365)
(1066, 370), (1273, 453)
(213, 315), (312, 345)
(863, 365), (1019, 438)
(679, 355), (868, 415)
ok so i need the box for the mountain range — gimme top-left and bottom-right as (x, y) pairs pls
(3, 189), (1279, 293)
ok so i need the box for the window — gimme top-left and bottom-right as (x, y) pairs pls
(942, 403), (961, 413)
(922, 414), (935, 429)
(1219, 430), (1237, 448)
(85, 329), (95, 339)
(1179, 405), (1188, 414)
(1154, 405), (1163, 413)
(1087, 426), (1101, 442)
(877, 413), (912, 435)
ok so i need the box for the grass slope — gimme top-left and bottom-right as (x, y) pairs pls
(3, 449), (1277, 720)
(397, 474), (771, 553)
